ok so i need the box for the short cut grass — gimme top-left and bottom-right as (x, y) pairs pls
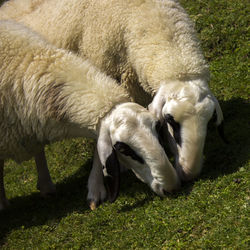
(0, 0), (249, 248)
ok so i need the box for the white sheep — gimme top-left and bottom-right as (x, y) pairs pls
(0, 0), (226, 180)
(0, 20), (180, 210)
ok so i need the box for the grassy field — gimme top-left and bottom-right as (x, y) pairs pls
(0, 0), (249, 248)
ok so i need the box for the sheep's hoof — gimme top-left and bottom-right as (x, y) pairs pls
(87, 198), (106, 210)
(89, 201), (97, 211)
(87, 184), (107, 210)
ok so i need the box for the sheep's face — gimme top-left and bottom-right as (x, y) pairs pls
(149, 80), (224, 181)
(97, 102), (180, 201)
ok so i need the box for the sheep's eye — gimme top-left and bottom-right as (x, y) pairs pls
(165, 114), (182, 146)
(114, 142), (144, 164)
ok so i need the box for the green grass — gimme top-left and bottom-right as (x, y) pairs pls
(0, 0), (249, 248)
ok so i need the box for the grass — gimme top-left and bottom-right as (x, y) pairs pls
(0, 0), (249, 248)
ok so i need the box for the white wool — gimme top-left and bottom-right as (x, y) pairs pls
(0, 20), (180, 209)
(0, 0), (223, 181)
(0, 0), (209, 97)
(0, 20), (130, 163)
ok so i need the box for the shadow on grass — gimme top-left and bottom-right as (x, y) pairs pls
(0, 162), (160, 244)
(0, 159), (93, 245)
(201, 98), (249, 180)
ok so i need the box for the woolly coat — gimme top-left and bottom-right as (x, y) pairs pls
(0, 0), (209, 106)
(0, 20), (130, 163)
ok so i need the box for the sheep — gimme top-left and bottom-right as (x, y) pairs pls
(0, 20), (180, 210)
(0, 0), (226, 181)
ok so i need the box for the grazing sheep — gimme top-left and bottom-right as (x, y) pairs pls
(0, 20), (180, 210)
(0, 0), (226, 180)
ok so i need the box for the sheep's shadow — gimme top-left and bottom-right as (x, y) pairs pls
(0, 159), (93, 244)
(201, 98), (249, 180)
(0, 159), (166, 243)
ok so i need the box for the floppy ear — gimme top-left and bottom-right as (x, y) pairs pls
(97, 126), (120, 203)
(211, 94), (229, 144)
(211, 94), (223, 126)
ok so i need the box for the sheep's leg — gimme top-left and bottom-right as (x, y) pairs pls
(35, 148), (56, 197)
(87, 147), (107, 210)
(0, 160), (9, 210)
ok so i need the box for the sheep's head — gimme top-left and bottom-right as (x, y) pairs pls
(149, 80), (225, 181)
(97, 102), (180, 202)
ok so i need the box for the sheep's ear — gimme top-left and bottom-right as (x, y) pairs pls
(211, 94), (229, 144)
(97, 128), (120, 203)
(211, 94), (223, 126)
